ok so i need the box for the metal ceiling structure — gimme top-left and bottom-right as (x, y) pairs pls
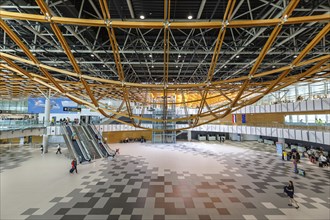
(0, 0), (329, 131)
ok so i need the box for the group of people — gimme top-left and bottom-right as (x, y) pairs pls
(122, 136), (146, 143)
(314, 118), (324, 125)
(306, 148), (329, 167)
(59, 118), (79, 125)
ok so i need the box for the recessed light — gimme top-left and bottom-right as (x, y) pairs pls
(140, 15), (145, 19)
(149, 54), (152, 58)
(176, 65), (178, 68)
(236, 55), (240, 58)
(91, 54), (94, 57)
(224, 65), (227, 68)
(178, 55), (181, 58)
(151, 65), (154, 68)
(188, 15), (193, 20)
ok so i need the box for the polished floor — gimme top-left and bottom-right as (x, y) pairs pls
(1, 141), (329, 220)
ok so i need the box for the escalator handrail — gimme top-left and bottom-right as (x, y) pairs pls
(60, 126), (79, 161)
(90, 122), (115, 151)
(71, 126), (91, 161)
(65, 126), (85, 162)
(76, 125), (100, 159)
(87, 125), (111, 156)
(81, 125), (104, 158)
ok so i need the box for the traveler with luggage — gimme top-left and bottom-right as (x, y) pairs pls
(70, 159), (78, 174)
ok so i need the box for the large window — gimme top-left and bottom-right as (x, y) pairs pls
(256, 80), (329, 106)
(286, 114), (329, 125)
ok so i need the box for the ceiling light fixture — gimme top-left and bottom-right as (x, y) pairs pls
(188, 15), (193, 20)
(91, 54), (94, 57)
(178, 55), (181, 58)
(293, 55), (297, 58)
(236, 55), (240, 58)
(149, 54), (152, 58)
(176, 65), (178, 68)
(151, 65), (154, 68)
(140, 15), (145, 19)
(272, 65), (276, 68)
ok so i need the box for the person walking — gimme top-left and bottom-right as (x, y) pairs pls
(70, 159), (78, 174)
(56, 144), (62, 154)
(293, 156), (298, 173)
(284, 181), (299, 209)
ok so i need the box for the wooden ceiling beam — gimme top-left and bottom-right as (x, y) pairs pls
(1, 10), (328, 29)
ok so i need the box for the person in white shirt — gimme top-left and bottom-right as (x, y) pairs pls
(319, 154), (327, 167)
(56, 144), (62, 154)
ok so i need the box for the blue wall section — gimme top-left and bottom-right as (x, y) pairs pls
(28, 98), (77, 114)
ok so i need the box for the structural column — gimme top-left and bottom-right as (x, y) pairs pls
(187, 130), (191, 141)
(42, 95), (51, 153)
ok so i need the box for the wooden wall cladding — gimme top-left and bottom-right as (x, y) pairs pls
(102, 130), (152, 143)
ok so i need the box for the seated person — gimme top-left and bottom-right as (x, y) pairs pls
(319, 154), (328, 167)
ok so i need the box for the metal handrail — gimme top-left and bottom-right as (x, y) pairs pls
(81, 125), (104, 158)
(90, 122), (115, 154)
(60, 125), (79, 161)
(71, 126), (91, 161)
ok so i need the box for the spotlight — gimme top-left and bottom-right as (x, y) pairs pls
(149, 54), (152, 58)
(272, 65), (276, 68)
(236, 55), (240, 58)
(151, 65), (154, 68)
(91, 54), (94, 57)
(188, 15), (193, 20)
(178, 55), (181, 58)
(140, 15), (145, 19)
(293, 55), (297, 58)
(176, 65), (178, 68)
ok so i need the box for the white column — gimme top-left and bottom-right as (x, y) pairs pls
(42, 96), (51, 153)
(44, 97), (51, 127)
(187, 130), (191, 141)
(42, 134), (48, 154)
(19, 137), (25, 146)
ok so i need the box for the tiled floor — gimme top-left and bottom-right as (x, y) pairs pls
(1, 141), (329, 220)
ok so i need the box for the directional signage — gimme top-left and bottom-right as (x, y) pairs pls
(63, 107), (81, 112)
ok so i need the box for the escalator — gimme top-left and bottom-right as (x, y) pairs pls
(72, 126), (102, 159)
(65, 126), (90, 163)
(86, 124), (115, 157)
(61, 126), (79, 160)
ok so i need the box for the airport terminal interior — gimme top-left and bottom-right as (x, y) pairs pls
(0, 0), (329, 220)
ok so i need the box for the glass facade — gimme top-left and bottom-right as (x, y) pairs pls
(0, 99), (28, 113)
(256, 80), (330, 105)
(285, 114), (330, 125)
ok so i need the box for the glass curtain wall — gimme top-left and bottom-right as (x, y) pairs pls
(256, 80), (330, 105)
(0, 99), (28, 113)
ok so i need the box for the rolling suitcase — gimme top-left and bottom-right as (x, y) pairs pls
(297, 168), (305, 177)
